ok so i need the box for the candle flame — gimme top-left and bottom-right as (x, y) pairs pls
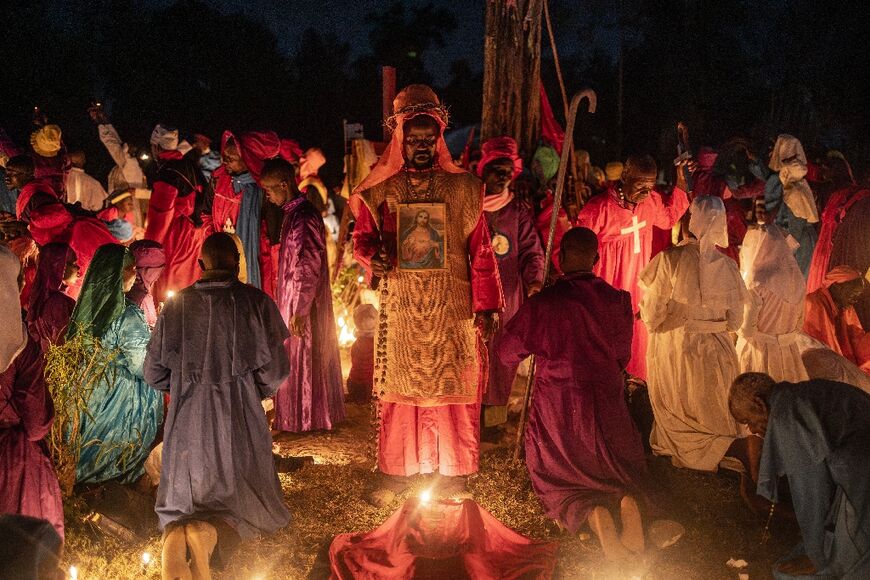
(142, 552), (152, 565)
(166, 290), (175, 299)
(420, 489), (432, 504)
(69, 566), (78, 580)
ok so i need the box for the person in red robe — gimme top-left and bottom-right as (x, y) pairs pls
(804, 265), (870, 375)
(0, 246), (64, 539)
(144, 124), (210, 301)
(203, 131), (293, 298)
(5, 155), (115, 298)
(496, 227), (651, 561)
(350, 85), (502, 504)
(575, 154), (691, 380)
(25, 242), (78, 351)
(807, 186), (870, 294)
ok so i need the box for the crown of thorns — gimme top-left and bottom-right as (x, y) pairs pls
(385, 102), (450, 131)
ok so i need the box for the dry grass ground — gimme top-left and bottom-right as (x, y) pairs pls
(62, 399), (798, 580)
(61, 351), (799, 579)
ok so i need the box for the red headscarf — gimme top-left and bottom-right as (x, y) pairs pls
(477, 136), (523, 179)
(26, 242), (73, 324)
(220, 130), (283, 183)
(127, 239), (166, 327)
(280, 139), (304, 164)
(354, 84), (463, 195)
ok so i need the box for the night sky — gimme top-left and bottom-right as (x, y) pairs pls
(92, 0), (487, 81)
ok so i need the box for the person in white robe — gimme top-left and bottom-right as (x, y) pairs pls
(65, 150), (107, 211)
(738, 223), (870, 393)
(737, 224), (810, 383)
(640, 196), (749, 472)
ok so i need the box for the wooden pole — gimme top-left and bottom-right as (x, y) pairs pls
(382, 66), (396, 142)
(513, 90), (597, 461)
(481, 0), (544, 156)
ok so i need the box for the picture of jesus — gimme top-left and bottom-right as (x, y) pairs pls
(398, 204), (447, 270)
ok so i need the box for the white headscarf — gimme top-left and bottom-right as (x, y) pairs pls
(740, 225), (805, 305)
(0, 245), (27, 372)
(689, 195), (730, 306)
(150, 124), (179, 151)
(769, 134), (819, 223)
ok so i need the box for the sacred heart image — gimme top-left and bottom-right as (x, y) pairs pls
(397, 203), (447, 271)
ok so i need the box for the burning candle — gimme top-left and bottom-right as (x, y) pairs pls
(69, 566), (78, 580)
(142, 552), (152, 566)
(166, 290), (176, 300)
(419, 489), (432, 504)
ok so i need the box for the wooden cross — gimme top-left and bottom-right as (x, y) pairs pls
(620, 215), (647, 254)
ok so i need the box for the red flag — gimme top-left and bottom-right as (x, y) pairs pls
(539, 83), (565, 154)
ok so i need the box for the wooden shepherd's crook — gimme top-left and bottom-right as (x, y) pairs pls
(513, 89), (597, 461)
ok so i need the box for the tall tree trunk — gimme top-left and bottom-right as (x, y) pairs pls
(481, 0), (544, 157)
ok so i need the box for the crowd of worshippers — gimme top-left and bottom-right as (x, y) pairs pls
(1, 84), (869, 579)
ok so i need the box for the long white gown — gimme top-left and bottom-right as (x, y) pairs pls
(737, 226), (810, 383)
(640, 197), (748, 472)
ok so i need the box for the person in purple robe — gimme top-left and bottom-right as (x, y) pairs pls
(260, 158), (345, 433)
(0, 246), (64, 539)
(495, 227), (651, 562)
(478, 137), (546, 435)
(144, 233), (291, 579)
(26, 242), (79, 352)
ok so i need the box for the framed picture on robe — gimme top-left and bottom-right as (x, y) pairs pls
(397, 203), (447, 271)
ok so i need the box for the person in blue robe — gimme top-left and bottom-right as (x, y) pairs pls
(729, 372), (870, 579)
(69, 243), (163, 484)
(145, 233), (291, 578)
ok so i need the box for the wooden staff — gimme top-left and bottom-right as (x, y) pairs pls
(513, 89), (596, 461)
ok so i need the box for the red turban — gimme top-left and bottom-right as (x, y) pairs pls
(477, 136), (523, 179)
(221, 131), (282, 183)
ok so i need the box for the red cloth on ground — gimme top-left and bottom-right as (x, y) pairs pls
(575, 186), (689, 379)
(807, 187), (870, 294)
(329, 498), (558, 580)
(804, 283), (870, 375)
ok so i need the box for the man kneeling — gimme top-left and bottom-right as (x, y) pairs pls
(729, 372), (870, 578)
(145, 233), (291, 579)
(495, 227), (652, 561)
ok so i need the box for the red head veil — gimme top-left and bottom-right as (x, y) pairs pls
(220, 130), (282, 184)
(354, 84), (464, 195)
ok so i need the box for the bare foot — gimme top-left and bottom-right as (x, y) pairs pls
(161, 524), (190, 580)
(588, 506), (632, 561)
(776, 555), (817, 576)
(619, 495), (645, 554)
(185, 520), (218, 580)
